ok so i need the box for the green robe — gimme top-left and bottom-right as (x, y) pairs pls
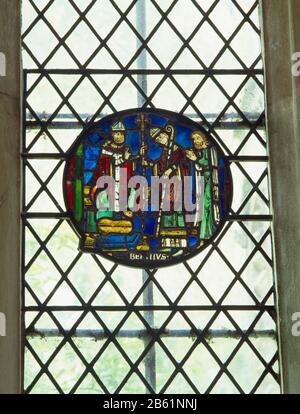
(196, 149), (216, 239)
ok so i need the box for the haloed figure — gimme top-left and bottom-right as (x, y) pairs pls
(186, 130), (219, 240)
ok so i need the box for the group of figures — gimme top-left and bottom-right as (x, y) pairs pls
(64, 110), (232, 268)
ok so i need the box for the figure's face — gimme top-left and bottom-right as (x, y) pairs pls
(155, 132), (169, 146)
(112, 131), (125, 144)
(192, 132), (208, 150)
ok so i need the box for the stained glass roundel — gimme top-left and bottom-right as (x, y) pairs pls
(64, 109), (233, 268)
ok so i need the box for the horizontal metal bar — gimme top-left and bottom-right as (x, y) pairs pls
(22, 212), (70, 219)
(227, 215), (272, 222)
(25, 112), (264, 121)
(24, 111), (265, 123)
(24, 69), (264, 75)
(228, 156), (268, 162)
(28, 112), (250, 121)
(26, 328), (276, 339)
(21, 153), (269, 162)
(25, 120), (264, 130)
(21, 212), (272, 221)
(24, 305), (275, 311)
(22, 153), (66, 160)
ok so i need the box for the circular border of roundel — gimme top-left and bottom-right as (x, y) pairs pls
(63, 107), (233, 269)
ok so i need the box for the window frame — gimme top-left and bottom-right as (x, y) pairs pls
(0, 0), (22, 394)
(0, 0), (299, 394)
(260, 0), (300, 394)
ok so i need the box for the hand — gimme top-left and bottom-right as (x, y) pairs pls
(139, 144), (147, 157)
(186, 149), (197, 161)
(163, 168), (173, 177)
(124, 147), (131, 160)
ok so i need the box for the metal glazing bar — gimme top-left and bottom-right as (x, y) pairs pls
(24, 305), (275, 311)
(136, 0), (156, 394)
(24, 121), (265, 130)
(24, 111), (265, 122)
(26, 328), (276, 339)
(21, 212), (273, 221)
(21, 153), (269, 162)
(142, 270), (156, 394)
(23, 69), (264, 75)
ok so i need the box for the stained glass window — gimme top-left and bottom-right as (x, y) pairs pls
(22, 0), (280, 394)
(64, 109), (232, 267)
